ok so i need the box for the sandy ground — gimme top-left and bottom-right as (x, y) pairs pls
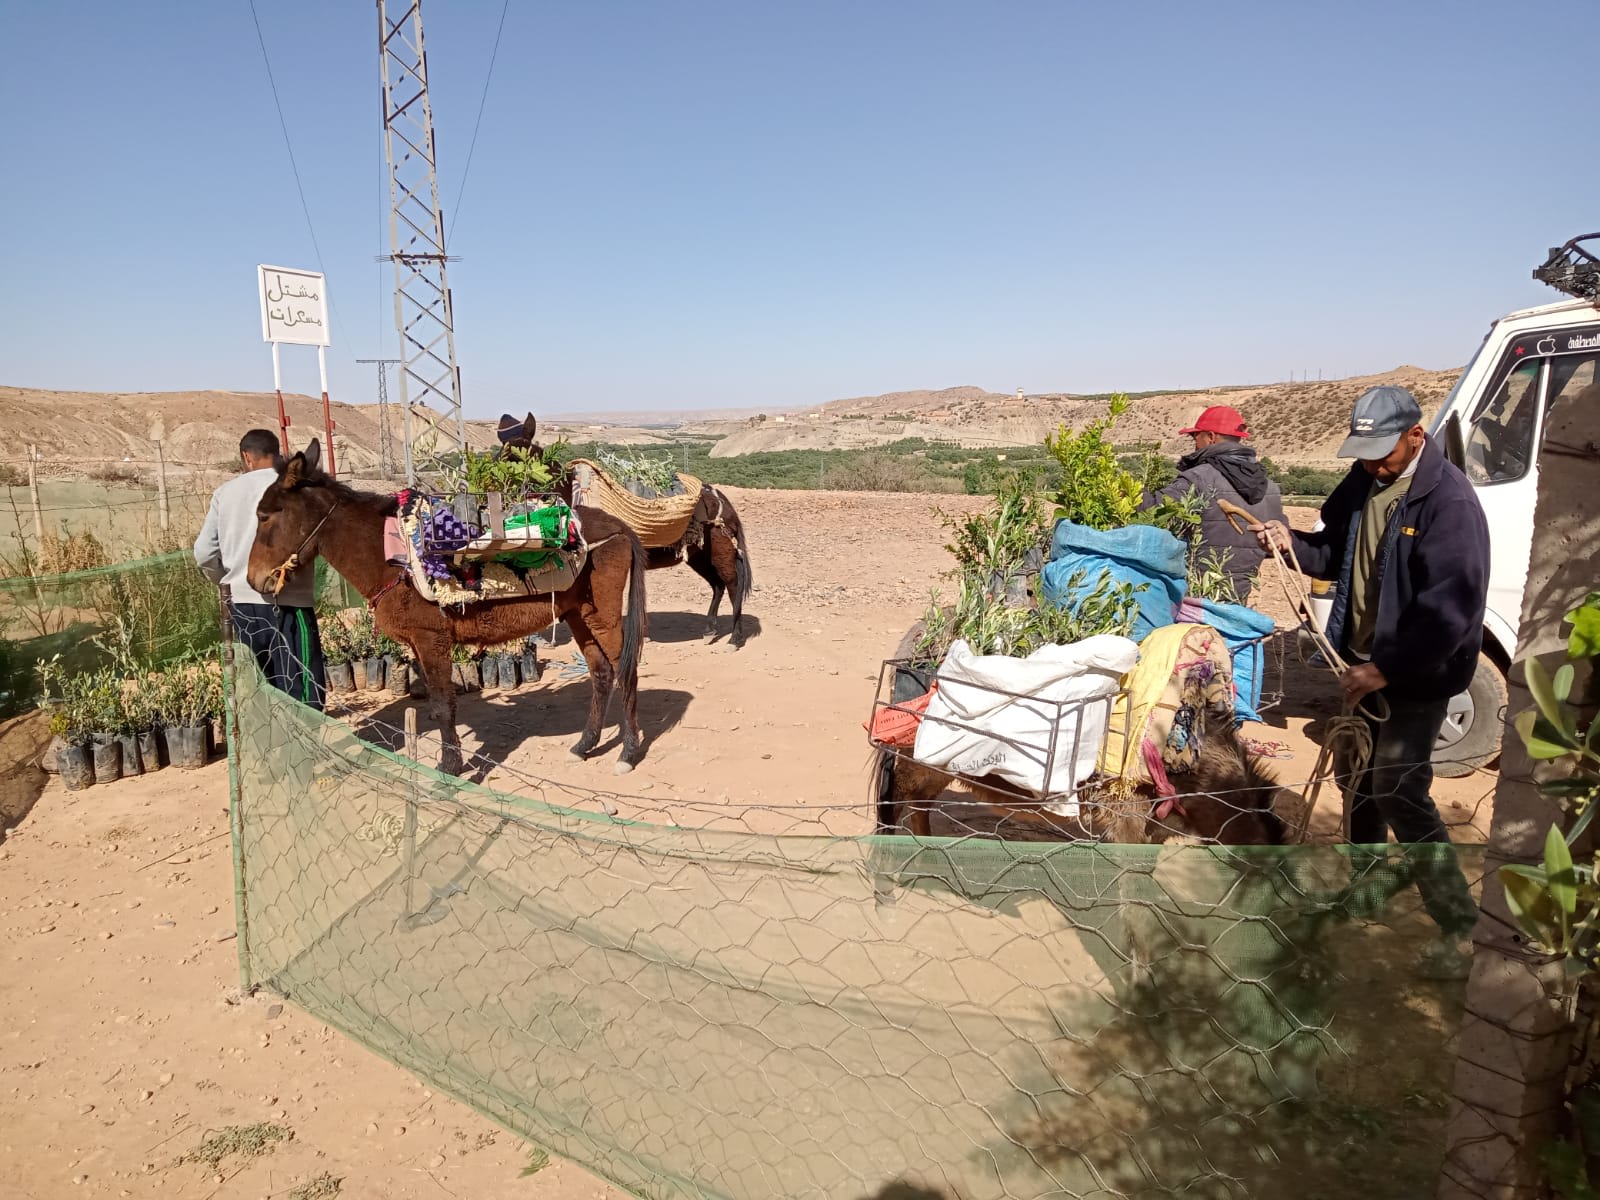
(0, 488), (1498, 1200)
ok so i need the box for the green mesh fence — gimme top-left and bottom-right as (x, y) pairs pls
(229, 657), (1482, 1200)
(0, 554), (360, 715)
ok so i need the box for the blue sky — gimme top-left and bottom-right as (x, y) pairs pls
(3, 1), (1594, 416)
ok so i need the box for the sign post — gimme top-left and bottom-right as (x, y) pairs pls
(257, 265), (336, 477)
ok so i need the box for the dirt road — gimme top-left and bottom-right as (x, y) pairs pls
(0, 488), (1495, 1199)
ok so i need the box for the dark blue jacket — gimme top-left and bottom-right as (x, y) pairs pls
(1291, 436), (1489, 701)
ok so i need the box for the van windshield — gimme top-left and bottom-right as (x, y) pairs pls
(1428, 331), (1491, 435)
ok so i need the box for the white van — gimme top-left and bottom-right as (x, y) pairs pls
(1421, 233), (1600, 775)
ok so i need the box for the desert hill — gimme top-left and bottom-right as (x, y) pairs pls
(0, 365), (1460, 479)
(707, 367), (1461, 466)
(0, 388), (681, 478)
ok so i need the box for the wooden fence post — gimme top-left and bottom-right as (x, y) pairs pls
(403, 707), (419, 918)
(155, 440), (170, 532)
(26, 444), (43, 553)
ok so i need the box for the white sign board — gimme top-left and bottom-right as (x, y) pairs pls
(258, 264), (330, 346)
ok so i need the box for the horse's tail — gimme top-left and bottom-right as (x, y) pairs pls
(619, 527), (648, 685)
(870, 746), (898, 834)
(727, 492), (754, 603)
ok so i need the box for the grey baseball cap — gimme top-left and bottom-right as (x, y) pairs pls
(1338, 386), (1423, 459)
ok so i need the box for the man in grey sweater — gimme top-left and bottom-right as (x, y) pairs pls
(194, 429), (327, 710)
(1139, 405), (1287, 604)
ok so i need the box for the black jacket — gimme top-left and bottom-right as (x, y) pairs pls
(1291, 436), (1489, 700)
(1142, 444), (1286, 601)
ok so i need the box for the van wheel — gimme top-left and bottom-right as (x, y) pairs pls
(1433, 654), (1507, 778)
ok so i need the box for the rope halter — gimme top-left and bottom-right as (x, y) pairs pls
(264, 500), (341, 597)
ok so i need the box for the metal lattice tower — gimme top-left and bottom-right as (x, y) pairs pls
(377, 0), (466, 483)
(355, 357), (401, 478)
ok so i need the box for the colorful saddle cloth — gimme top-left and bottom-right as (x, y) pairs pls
(389, 492), (586, 607)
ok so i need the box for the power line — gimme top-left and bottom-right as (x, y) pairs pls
(246, 0), (351, 349)
(446, 0), (512, 241)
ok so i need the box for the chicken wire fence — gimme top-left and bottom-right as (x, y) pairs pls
(227, 654), (1484, 1200)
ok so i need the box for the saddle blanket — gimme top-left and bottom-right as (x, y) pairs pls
(388, 493), (585, 607)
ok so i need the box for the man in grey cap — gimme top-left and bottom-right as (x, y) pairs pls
(1251, 386), (1489, 977)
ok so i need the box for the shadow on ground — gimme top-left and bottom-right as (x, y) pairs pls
(644, 610), (763, 646)
(341, 677), (694, 783)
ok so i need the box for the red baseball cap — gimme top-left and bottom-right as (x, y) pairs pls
(1179, 405), (1251, 438)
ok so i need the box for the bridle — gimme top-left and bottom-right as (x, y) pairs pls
(263, 498), (341, 598)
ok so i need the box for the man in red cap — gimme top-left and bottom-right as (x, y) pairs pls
(1139, 404), (1285, 603)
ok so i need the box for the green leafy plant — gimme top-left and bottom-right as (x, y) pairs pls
(424, 444), (560, 502)
(1046, 393), (1143, 530)
(1189, 548), (1247, 606)
(315, 600), (355, 665)
(1499, 593), (1600, 971)
(154, 653), (224, 729)
(939, 476), (1049, 585)
(595, 446), (679, 494)
(376, 627), (410, 662)
(38, 660), (99, 743)
(81, 669), (125, 736)
(913, 569), (1141, 663)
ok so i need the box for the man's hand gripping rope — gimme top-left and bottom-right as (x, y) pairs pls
(1216, 498), (1384, 839)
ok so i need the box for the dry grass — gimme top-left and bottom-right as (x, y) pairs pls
(176, 1122), (293, 1170)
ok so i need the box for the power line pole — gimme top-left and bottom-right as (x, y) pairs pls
(377, 0), (466, 484)
(356, 357), (401, 478)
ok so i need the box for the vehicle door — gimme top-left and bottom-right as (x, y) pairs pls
(1460, 324), (1600, 648)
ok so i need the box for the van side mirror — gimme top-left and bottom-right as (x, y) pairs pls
(1444, 412), (1467, 469)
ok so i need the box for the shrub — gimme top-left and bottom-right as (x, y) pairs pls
(39, 528), (109, 574)
(939, 476), (1049, 583)
(822, 452), (933, 493)
(1046, 394), (1143, 529)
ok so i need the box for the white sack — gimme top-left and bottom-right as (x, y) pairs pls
(912, 635), (1139, 807)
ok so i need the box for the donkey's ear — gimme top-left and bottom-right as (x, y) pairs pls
(283, 439), (321, 488)
(496, 413), (522, 445)
(523, 413), (537, 441)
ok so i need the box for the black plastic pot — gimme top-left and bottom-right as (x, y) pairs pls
(352, 660), (368, 690)
(495, 654), (519, 690)
(362, 657), (386, 692)
(90, 736), (122, 783)
(327, 662), (355, 693)
(461, 662), (481, 690)
(117, 732), (143, 777)
(56, 743), (93, 791)
(892, 663), (937, 705)
(138, 730), (164, 771)
(164, 724), (209, 770)
(385, 656), (410, 697)
(520, 647), (541, 684)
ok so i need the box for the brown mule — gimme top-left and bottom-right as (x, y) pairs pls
(246, 439), (649, 775)
(872, 721), (1288, 845)
(498, 413), (754, 646)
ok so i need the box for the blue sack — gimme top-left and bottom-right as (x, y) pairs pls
(1039, 521), (1187, 642)
(1189, 597), (1277, 723)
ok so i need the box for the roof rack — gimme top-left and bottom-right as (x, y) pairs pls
(1533, 233), (1600, 303)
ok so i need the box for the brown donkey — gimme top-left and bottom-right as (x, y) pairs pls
(498, 413), (754, 646)
(872, 726), (1289, 846)
(246, 440), (649, 775)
